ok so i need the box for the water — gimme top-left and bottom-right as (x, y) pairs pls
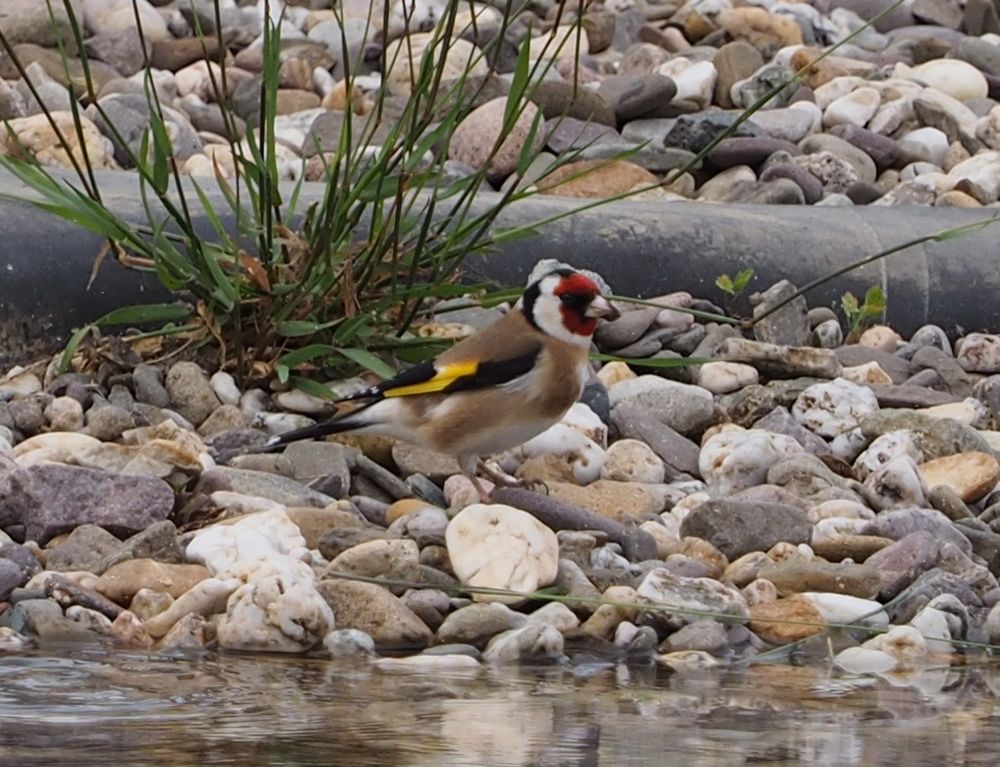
(2, 650), (1000, 766)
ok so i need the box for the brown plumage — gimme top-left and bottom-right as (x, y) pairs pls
(267, 267), (618, 497)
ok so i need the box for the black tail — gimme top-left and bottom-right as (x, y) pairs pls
(265, 398), (382, 449)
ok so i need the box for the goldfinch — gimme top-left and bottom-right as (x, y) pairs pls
(266, 268), (619, 496)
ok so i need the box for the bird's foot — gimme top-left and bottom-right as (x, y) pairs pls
(477, 461), (549, 497)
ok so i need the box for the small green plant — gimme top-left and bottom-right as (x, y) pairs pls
(841, 285), (886, 338)
(715, 268), (754, 316)
(716, 268), (755, 299)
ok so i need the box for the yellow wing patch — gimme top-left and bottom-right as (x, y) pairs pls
(382, 360), (479, 398)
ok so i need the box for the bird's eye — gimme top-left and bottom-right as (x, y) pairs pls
(559, 293), (589, 308)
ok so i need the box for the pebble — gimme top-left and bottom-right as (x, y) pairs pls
(445, 505), (559, 604)
(919, 452), (1000, 502)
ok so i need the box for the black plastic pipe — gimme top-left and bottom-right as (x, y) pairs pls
(1, 168), (997, 369)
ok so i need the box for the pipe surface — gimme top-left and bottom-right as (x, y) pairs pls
(1, 169), (996, 368)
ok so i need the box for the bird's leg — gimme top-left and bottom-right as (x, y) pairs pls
(460, 454), (495, 503)
(477, 459), (549, 496)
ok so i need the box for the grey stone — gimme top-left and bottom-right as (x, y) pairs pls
(845, 181), (885, 205)
(800, 133), (878, 183)
(708, 136), (800, 169)
(391, 443), (460, 483)
(131, 365), (171, 408)
(859, 409), (995, 459)
(732, 64), (795, 110)
(663, 111), (762, 153)
(0, 78), (25, 120)
(196, 466), (335, 508)
(609, 379), (716, 436)
(317, 528), (389, 561)
(718, 384), (781, 427)
(836, 345), (911, 383)
(165, 361), (221, 427)
(679, 500), (812, 559)
(85, 29), (144, 77)
(714, 41), (764, 109)
(794, 151), (860, 193)
(661, 619), (730, 653)
(867, 508), (973, 555)
(0, 598), (98, 643)
(0, 1), (76, 49)
(752, 406), (831, 456)
(597, 74), (677, 123)
(611, 404), (701, 478)
(1, 465), (173, 545)
(279, 440), (354, 490)
(718, 337), (842, 378)
(545, 117), (619, 154)
(7, 397), (45, 436)
(736, 178), (806, 205)
(767, 453), (844, 497)
(84, 404), (134, 441)
(88, 94), (202, 168)
(827, 124), (901, 171)
(45, 524), (123, 573)
(531, 79), (616, 126)
(489, 487), (658, 562)
(0, 559), (25, 601)
(594, 308), (660, 350)
(974, 375), (1000, 424)
(910, 346), (973, 397)
(890, 568), (982, 624)
(436, 602), (526, 647)
(749, 109), (816, 143)
(864, 530), (940, 599)
(759, 162), (824, 203)
(577, 141), (697, 173)
(750, 279), (810, 346)
(867, 384), (960, 409)
(910, 324), (952, 354)
(963, 0), (1000, 35)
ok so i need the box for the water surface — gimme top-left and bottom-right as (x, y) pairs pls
(2, 650), (999, 766)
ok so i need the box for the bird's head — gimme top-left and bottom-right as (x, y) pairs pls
(520, 268), (620, 346)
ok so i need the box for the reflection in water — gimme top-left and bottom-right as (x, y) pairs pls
(1, 649), (999, 766)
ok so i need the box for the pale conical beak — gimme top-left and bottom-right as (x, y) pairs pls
(585, 295), (620, 321)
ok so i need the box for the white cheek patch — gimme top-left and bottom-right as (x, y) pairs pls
(532, 294), (591, 348)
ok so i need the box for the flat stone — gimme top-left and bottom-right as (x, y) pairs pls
(1, 465), (173, 545)
(718, 337), (842, 379)
(864, 530), (940, 599)
(95, 560), (210, 605)
(708, 137), (800, 169)
(758, 560), (881, 599)
(663, 111), (762, 153)
(597, 74), (677, 123)
(749, 594), (825, 644)
(919, 452), (1000, 502)
(637, 567), (748, 626)
(195, 467), (335, 508)
(45, 524), (123, 573)
(679, 500), (812, 559)
(318, 579), (432, 648)
(859, 409), (995, 459)
(608, 375), (715, 436)
(610, 404), (701, 477)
